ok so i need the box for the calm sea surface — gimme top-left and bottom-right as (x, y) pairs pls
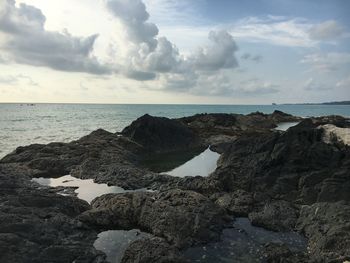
(0, 103), (349, 158)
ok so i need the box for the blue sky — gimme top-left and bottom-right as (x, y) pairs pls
(0, 0), (349, 104)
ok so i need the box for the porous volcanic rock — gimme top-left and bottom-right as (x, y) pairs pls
(121, 237), (187, 263)
(248, 200), (299, 232)
(212, 118), (350, 203)
(79, 189), (228, 249)
(122, 114), (202, 153)
(213, 189), (255, 216)
(262, 243), (309, 263)
(296, 201), (350, 262)
(0, 167), (106, 263)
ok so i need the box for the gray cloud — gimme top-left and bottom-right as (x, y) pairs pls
(125, 69), (156, 81)
(0, 0), (110, 74)
(106, 0), (158, 49)
(191, 30), (238, 71)
(308, 20), (346, 41)
(0, 74), (39, 86)
(241, 53), (262, 63)
(106, 0), (239, 82)
(301, 52), (350, 72)
(303, 78), (332, 91)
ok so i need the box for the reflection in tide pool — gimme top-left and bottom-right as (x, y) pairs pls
(275, 122), (300, 131)
(94, 229), (151, 263)
(32, 175), (128, 203)
(164, 147), (220, 177)
(183, 218), (307, 263)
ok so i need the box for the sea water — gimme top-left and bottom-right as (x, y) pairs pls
(1, 103), (349, 158)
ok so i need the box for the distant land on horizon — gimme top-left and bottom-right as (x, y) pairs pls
(275, 101), (350, 106)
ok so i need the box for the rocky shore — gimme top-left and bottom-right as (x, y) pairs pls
(0, 110), (349, 263)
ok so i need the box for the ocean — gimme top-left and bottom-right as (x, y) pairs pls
(0, 103), (349, 158)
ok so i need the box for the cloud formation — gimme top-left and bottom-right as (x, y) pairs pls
(241, 53), (262, 63)
(0, 0), (110, 74)
(0, 74), (39, 86)
(105, 0), (241, 94)
(302, 78), (331, 91)
(301, 52), (350, 72)
(0, 0), (280, 97)
(308, 20), (345, 41)
(190, 30), (238, 71)
(230, 16), (348, 47)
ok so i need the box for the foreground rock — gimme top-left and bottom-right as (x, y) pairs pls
(0, 167), (105, 263)
(79, 189), (228, 249)
(1, 111), (349, 262)
(121, 237), (187, 263)
(263, 243), (308, 263)
(248, 200), (299, 232)
(213, 118), (350, 203)
(296, 202), (350, 262)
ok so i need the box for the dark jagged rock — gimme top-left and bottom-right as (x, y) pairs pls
(122, 114), (202, 153)
(121, 237), (187, 263)
(79, 189), (228, 249)
(212, 189), (255, 216)
(1, 111), (349, 263)
(178, 111), (301, 144)
(0, 168), (106, 263)
(212, 119), (350, 203)
(248, 200), (299, 232)
(263, 243), (309, 263)
(296, 201), (350, 262)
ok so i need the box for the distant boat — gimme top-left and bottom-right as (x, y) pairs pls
(272, 103), (277, 105)
(26, 103), (35, 106)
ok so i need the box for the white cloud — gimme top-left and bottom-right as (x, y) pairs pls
(0, 74), (39, 86)
(0, 0), (110, 74)
(308, 20), (346, 41)
(301, 52), (350, 72)
(190, 30), (238, 71)
(336, 76), (350, 89)
(105, 0), (239, 84)
(302, 77), (331, 91)
(229, 16), (348, 47)
(230, 16), (316, 47)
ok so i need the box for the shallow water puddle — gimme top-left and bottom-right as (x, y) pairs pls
(183, 217), (307, 263)
(275, 122), (300, 131)
(163, 147), (220, 177)
(32, 174), (131, 203)
(94, 229), (151, 263)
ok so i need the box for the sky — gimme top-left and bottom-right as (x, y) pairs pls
(0, 0), (349, 104)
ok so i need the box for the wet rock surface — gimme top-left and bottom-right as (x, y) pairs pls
(248, 200), (299, 232)
(0, 112), (349, 262)
(0, 168), (106, 263)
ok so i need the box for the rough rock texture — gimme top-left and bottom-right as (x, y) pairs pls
(178, 110), (301, 145)
(121, 237), (187, 263)
(122, 114), (201, 153)
(1, 112), (349, 263)
(320, 124), (350, 145)
(0, 168), (106, 263)
(296, 202), (350, 262)
(213, 119), (350, 203)
(213, 189), (255, 216)
(248, 200), (299, 232)
(263, 243), (309, 263)
(79, 189), (228, 249)
(0, 128), (175, 190)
